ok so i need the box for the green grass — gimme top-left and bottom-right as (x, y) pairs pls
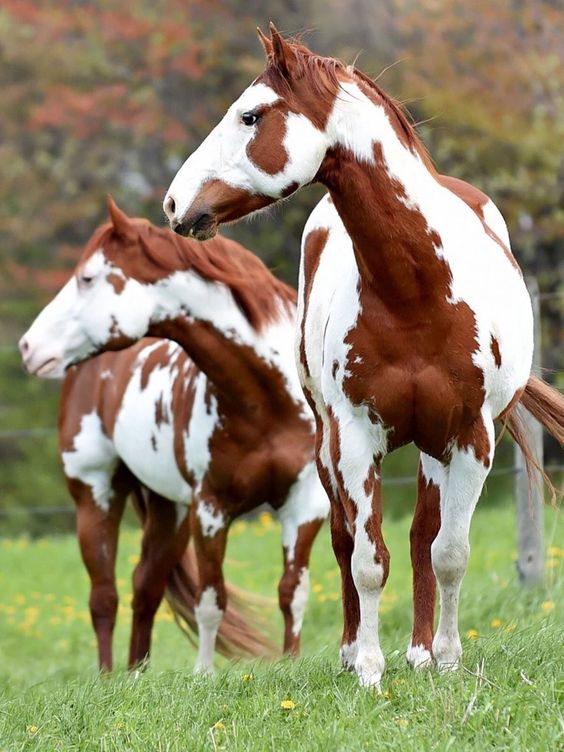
(0, 503), (562, 750)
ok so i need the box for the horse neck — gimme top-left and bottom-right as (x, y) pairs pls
(318, 81), (444, 303)
(148, 271), (305, 417)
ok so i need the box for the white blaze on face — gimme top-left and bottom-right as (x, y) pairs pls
(164, 82), (329, 222)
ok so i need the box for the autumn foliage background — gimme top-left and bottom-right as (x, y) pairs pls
(0, 0), (562, 529)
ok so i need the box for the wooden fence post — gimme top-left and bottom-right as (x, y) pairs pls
(515, 277), (544, 585)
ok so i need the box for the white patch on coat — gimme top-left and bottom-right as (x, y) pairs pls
(100, 369), (113, 380)
(420, 453), (445, 488)
(194, 586), (223, 673)
(406, 642), (433, 670)
(62, 412), (118, 511)
(290, 567), (310, 637)
(277, 462), (329, 561)
(323, 80), (533, 418)
(165, 82), (328, 220)
(196, 500), (225, 538)
(113, 341), (192, 504)
(183, 371), (219, 487)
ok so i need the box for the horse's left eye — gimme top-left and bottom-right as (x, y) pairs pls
(78, 274), (94, 288)
(241, 111), (260, 126)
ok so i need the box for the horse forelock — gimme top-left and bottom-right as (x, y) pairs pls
(88, 219), (296, 333)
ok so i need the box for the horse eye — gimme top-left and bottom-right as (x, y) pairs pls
(241, 111), (260, 126)
(78, 274), (94, 288)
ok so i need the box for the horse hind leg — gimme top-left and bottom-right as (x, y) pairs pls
(128, 489), (191, 670)
(431, 413), (494, 670)
(407, 454), (442, 669)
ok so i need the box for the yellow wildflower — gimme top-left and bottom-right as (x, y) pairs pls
(241, 673), (253, 682)
(545, 558), (559, 569)
(547, 546), (562, 557)
(542, 601), (554, 612)
(212, 721), (225, 731)
(490, 618), (502, 629)
(312, 583), (323, 593)
(280, 699), (296, 710)
(27, 725), (39, 735)
(128, 554), (140, 565)
(466, 629), (479, 640)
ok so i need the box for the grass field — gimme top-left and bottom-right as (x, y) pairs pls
(0, 502), (562, 751)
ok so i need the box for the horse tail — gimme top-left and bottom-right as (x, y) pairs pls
(504, 375), (564, 502)
(165, 546), (278, 659)
(130, 489), (277, 660)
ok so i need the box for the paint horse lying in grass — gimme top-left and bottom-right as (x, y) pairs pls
(163, 25), (564, 688)
(20, 199), (329, 673)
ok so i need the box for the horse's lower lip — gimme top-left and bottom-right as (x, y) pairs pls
(32, 357), (60, 377)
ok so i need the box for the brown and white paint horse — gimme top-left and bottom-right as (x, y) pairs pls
(20, 199), (329, 673)
(163, 26), (564, 688)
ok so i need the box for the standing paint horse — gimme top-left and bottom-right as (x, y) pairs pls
(163, 26), (564, 688)
(20, 199), (329, 673)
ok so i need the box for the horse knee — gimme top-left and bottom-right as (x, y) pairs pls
(351, 548), (387, 592)
(89, 583), (118, 625)
(431, 536), (469, 586)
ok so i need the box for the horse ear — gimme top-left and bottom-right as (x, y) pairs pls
(269, 22), (297, 77)
(107, 195), (136, 241)
(257, 26), (272, 58)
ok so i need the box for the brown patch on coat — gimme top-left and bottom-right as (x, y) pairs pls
(107, 272), (125, 294)
(155, 393), (169, 426)
(246, 104), (289, 175)
(410, 463), (441, 654)
(79, 216), (296, 334)
(318, 143), (486, 462)
(490, 335), (502, 368)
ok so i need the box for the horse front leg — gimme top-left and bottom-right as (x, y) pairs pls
(192, 494), (229, 674)
(128, 490), (191, 670)
(329, 410), (390, 689)
(407, 455), (442, 669)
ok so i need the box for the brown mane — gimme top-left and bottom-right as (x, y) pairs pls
(262, 37), (435, 170)
(90, 221), (297, 332)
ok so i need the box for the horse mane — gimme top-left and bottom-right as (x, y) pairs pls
(96, 221), (296, 332)
(263, 37), (435, 171)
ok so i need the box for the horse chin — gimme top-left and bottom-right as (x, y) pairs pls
(32, 357), (65, 379)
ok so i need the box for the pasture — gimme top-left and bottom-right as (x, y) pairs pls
(0, 502), (561, 751)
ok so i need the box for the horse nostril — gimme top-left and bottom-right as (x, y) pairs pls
(19, 336), (29, 356)
(163, 194), (176, 221)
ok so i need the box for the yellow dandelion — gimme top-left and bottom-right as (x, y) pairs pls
(241, 673), (253, 682)
(541, 601), (554, 612)
(259, 511), (274, 527)
(280, 699), (296, 710)
(547, 546), (562, 557)
(490, 618), (502, 629)
(15, 594), (26, 605)
(27, 725), (39, 735)
(212, 721), (225, 731)
(128, 554), (140, 565)
(466, 629), (479, 640)
(545, 558), (559, 569)
(312, 583), (323, 593)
